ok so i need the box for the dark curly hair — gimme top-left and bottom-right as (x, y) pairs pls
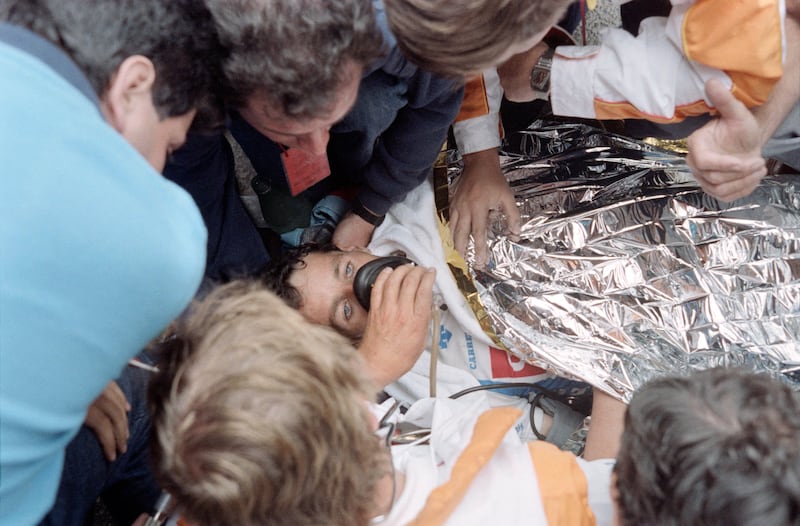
(260, 243), (338, 309)
(615, 367), (800, 526)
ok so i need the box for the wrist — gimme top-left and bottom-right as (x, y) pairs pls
(529, 47), (555, 101)
(351, 200), (385, 227)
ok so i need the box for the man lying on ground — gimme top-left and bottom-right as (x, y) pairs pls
(263, 179), (614, 450)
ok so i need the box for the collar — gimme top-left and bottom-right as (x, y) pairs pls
(0, 22), (100, 108)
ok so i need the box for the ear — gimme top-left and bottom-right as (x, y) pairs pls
(100, 55), (156, 134)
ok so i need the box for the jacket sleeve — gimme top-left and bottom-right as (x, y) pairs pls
(452, 68), (504, 155)
(163, 130), (269, 280)
(355, 72), (464, 217)
(550, 0), (785, 122)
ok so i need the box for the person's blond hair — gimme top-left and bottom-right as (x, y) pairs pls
(384, 0), (572, 77)
(149, 281), (385, 526)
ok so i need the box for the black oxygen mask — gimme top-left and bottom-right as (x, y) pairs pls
(353, 255), (414, 310)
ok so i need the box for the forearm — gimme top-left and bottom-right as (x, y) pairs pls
(583, 390), (627, 461)
(753, 15), (800, 146)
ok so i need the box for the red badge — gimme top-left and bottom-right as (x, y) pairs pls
(489, 346), (546, 378)
(281, 148), (331, 196)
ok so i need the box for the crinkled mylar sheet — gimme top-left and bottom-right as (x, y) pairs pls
(446, 122), (800, 402)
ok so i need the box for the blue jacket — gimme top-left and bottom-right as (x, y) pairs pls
(0, 24), (206, 524)
(164, 1), (463, 280)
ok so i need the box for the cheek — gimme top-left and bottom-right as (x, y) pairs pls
(352, 304), (369, 335)
(299, 303), (329, 327)
(148, 150), (168, 173)
(146, 133), (172, 172)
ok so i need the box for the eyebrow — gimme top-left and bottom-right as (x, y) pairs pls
(328, 253), (344, 328)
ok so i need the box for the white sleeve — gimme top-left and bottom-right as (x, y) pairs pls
(550, 16), (727, 120)
(452, 68), (504, 154)
(575, 457), (617, 526)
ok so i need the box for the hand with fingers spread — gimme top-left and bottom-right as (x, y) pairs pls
(84, 380), (131, 462)
(358, 264), (436, 387)
(450, 148), (520, 266)
(687, 79), (768, 202)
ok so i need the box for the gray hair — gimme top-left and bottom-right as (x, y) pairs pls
(615, 367), (800, 526)
(384, 0), (572, 77)
(205, 0), (384, 118)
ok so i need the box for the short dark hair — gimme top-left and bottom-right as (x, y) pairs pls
(1, 0), (222, 121)
(261, 243), (338, 309)
(204, 0), (384, 118)
(615, 368), (800, 526)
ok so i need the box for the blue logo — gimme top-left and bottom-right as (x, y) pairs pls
(465, 333), (477, 370)
(439, 325), (452, 349)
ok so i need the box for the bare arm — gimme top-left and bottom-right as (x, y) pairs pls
(583, 390), (627, 461)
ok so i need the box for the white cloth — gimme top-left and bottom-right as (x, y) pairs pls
(369, 180), (550, 408)
(381, 397), (615, 526)
(452, 68), (503, 154)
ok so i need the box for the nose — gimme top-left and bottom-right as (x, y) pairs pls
(296, 128), (330, 156)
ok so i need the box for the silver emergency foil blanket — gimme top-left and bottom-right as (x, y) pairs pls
(453, 122), (800, 402)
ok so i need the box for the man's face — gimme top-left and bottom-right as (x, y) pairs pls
(131, 108), (197, 173)
(288, 249), (379, 340)
(100, 55), (196, 173)
(124, 107), (196, 172)
(238, 61), (362, 156)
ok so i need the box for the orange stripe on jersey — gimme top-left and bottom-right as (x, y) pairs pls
(593, 97), (713, 122)
(404, 408), (521, 526)
(455, 74), (490, 122)
(528, 441), (597, 526)
(682, 0), (782, 105)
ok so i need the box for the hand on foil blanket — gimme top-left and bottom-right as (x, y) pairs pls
(687, 79), (767, 202)
(450, 148), (521, 266)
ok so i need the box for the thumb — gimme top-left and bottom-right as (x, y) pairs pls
(705, 78), (749, 121)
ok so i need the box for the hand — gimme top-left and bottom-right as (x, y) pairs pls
(497, 41), (550, 102)
(358, 265), (436, 387)
(85, 380), (131, 462)
(686, 79), (768, 202)
(333, 212), (377, 249)
(450, 148), (520, 266)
